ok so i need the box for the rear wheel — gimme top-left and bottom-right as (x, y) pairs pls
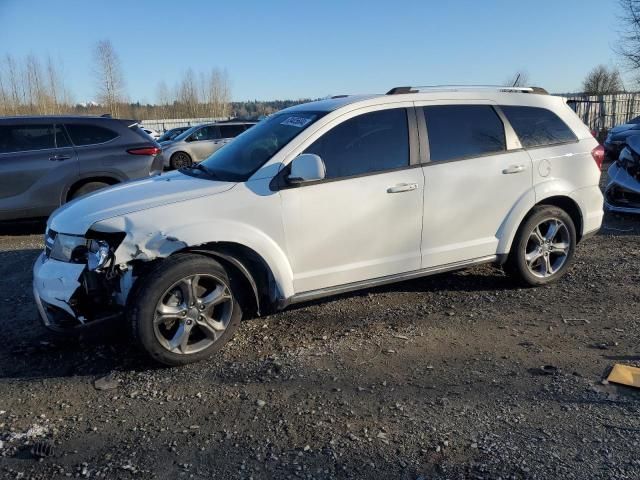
(170, 152), (192, 170)
(128, 254), (242, 366)
(506, 205), (576, 286)
(69, 181), (110, 200)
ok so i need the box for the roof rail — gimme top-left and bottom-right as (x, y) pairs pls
(386, 85), (548, 95)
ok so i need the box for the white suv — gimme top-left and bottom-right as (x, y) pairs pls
(33, 86), (604, 365)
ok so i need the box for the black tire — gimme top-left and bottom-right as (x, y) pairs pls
(505, 205), (576, 287)
(69, 181), (110, 200)
(170, 152), (192, 170)
(127, 254), (242, 366)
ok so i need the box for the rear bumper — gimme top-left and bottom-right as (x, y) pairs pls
(569, 185), (604, 239)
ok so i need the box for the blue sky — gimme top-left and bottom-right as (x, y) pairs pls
(0, 0), (627, 102)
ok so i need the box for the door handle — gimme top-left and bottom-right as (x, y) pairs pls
(49, 154), (71, 161)
(502, 164), (526, 174)
(387, 183), (418, 193)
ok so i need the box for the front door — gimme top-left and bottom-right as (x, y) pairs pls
(417, 104), (532, 267)
(280, 107), (425, 293)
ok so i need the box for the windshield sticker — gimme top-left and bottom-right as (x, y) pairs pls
(281, 115), (314, 128)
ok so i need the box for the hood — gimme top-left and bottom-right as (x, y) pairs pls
(610, 123), (640, 135)
(49, 171), (236, 235)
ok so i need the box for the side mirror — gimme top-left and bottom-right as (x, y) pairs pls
(287, 153), (326, 184)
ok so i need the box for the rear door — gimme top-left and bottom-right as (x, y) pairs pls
(64, 123), (120, 177)
(416, 103), (533, 268)
(0, 123), (79, 218)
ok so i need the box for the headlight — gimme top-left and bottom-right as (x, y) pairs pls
(50, 234), (88, 263)
(87, 240), (110, 271)
(49, 234), (113, 271)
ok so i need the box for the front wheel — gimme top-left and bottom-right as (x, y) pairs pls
(506, 205), (576, 286)
(170, 152), (192, 170)
(128, 254), (242, 366)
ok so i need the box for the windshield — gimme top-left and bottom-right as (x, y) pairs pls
(200, 111), (325, 182)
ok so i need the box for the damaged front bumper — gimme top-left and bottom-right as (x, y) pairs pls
(605, 162), (640, 214)
(32, 252), (124, 332)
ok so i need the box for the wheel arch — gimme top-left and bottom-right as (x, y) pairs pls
(64, 175), (121, 203)
(497, 189), (584, 256)
(187, 242), (280, 317)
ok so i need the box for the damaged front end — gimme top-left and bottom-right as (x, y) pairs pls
(605, 136), (640, 214)
(33, 228), (132, 332)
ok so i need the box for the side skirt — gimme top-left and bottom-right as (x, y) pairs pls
(281, 255), (498, 308)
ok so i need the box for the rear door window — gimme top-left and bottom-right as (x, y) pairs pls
(500, 106), (577, 148)
(422, 105), (506, 162)
(0, 125), (55, 154)
(219, 124), (246, 138)
(65, 124), (118, 146)
(304, 108), (409, 179)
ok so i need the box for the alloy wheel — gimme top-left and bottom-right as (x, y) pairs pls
(153, 274), (233, 355)
(524, 218), (571, 278)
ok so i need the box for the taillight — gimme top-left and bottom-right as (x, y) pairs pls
(128, 147), (160, 156)
(591, 144), (605, 170)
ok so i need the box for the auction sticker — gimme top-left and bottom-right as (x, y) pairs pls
(281, 115), (314, 128)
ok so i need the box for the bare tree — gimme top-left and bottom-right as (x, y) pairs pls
(155, 80), (173, 118)
(504, 71), (530, 87)
(178, 69), (200, 118)
(617, 1), (640, 76)
(92, 39), (127, 117)
(4, 54), (23, 114)
(582, 65), (624, 95)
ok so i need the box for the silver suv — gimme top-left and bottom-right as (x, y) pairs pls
(0, 116), (163, 221)
(161, 121), (256, 169)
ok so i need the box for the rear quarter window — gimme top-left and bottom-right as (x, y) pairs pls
(501, 106), (577, 148)
(65, 124), (118, 146)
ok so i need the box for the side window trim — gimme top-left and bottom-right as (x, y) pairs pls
(54, 124), (72, 149)
(418, 104), (510, 165)
(271, 106), (420, 190)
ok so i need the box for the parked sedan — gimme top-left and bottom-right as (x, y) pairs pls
(604, 115), (640, 160)
(162, 121), (256, 169)
(0, 116), (163, 221)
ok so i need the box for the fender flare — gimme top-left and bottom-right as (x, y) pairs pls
(190, 248), (262, 316)
(496, 179), (582, 255)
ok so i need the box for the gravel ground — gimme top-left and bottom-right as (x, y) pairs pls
(1, 196), (640, 479)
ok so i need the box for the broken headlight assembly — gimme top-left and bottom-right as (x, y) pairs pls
(48, 231), (123, 271)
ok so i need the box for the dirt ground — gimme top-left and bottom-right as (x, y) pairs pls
(1, 200), (640, 479)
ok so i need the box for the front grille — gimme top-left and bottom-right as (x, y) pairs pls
(44, 229), (57, 258)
